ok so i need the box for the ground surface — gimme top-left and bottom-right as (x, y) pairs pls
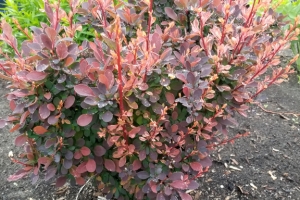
(0, 71), (300, 200)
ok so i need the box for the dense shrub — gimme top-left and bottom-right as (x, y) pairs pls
(0, 0), (299, 199)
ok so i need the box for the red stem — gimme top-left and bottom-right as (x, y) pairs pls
(144, 0), (153, 83)
(115, 20), (127, 144)
(219, 0), (232, 45)
(199, 13), (209, 56)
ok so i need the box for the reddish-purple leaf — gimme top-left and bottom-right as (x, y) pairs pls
(45, 138), (57, 148)
(139, 150), (146, 161)
(137, 171), (149, 179)
(39, 104), (50, 119)
(169, 172), (183, 181)
(0, 119), (6, 128)
(119, 156), (126, 167)
(178, 192), (193, 200)
(15, 134), (27, 147)
(64, 95), (75, 108)
(45, 27), (56, 42)
(104, 159), (116, 172)
(44, 2), (53, 22)
(76, 162), (87, 174)
(74, 84), (95, 97)
(86, 159), (96, 172)
(157, 193), (166, 200)
(80, 146), (91, 156)
(102, 111), (113, 122)
(76, 177), (85, 185)
(200, 157), (212, 167)
(165, 92), (175, 104)
(47, 103), (55, 111)
(190, 162), (203, 171)
(45, 167), (57, 181)
(41, 34), (53, 49)
(169, 180), (188, 189)
(48, 116), (58, 125)
(128, 127), (141, 138)
(56, 176), (67, 187)
(7, 170), (30, 182)
(77, 114), (93, 127)
(56, 42), (68, 60)
(74, 150), (82, 159)
(165, 7), (178, 21)
(187, 180), (200, 190)
(132, 160), (141, 171)
(152, 103), (164, 114)
(94, 145), (106, 157)
(26, 71), (47, 81)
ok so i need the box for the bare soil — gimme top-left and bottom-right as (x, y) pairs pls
(0, 74), (299, 200)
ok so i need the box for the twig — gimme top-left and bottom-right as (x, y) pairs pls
(75, 175), (95, 200)
(256, 103), (300, 116)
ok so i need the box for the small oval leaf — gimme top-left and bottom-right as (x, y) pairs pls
(77, 114), (93, 127)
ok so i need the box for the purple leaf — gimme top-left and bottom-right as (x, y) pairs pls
(0, 119), (6, 128)
(84, 97), (98, 106)
(169, 180), (188, 189)
(178, 192), (192, 200)
(152, 103), (164, 114)
(157, 193), (166, 200)
(56, 42), (68, 60)
(65, 150), (73, 160)
(187, 180), (200, 190)
(45, 166), (57, 181)
(94, 145), (106, 157)
(15, 134), (27, 147)
(200, 157), (212, 167)
(74, 84), (95, 97)
(102, 111), (113, 122)
(165, 7), (178, 21)
(45, 138), (57, 148)
(137, 171), (149, 179)
(104, 159), (116, 172)
(190, 162), (203, 171)
(64, 96), (75, 109)
(56, 176), (67, 187)
(26, 71), (47, 81)
(132, 160), (141, 171)
(41, 34), (53, 49)
(48, 115), (58, 125)
(165, 92), (175, 104)
(63, 159), (73, 169)
(169, 172), (183, 181)
(77, 114), (93, 127)
(39, 104), (50, 119)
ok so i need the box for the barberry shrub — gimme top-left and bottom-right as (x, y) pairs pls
(0, 0), (299, 199)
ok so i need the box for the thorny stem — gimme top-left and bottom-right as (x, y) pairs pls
(219, 0), (232, 45)
(96, 0), (112, 38)
(233, 28), (294, 92)
(144, 0), (154, 83)
(245, 0), (256, 27)
(13, 19), (32, 41)
(115, 18), (127, 144)
(198, 13), (209, 56)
